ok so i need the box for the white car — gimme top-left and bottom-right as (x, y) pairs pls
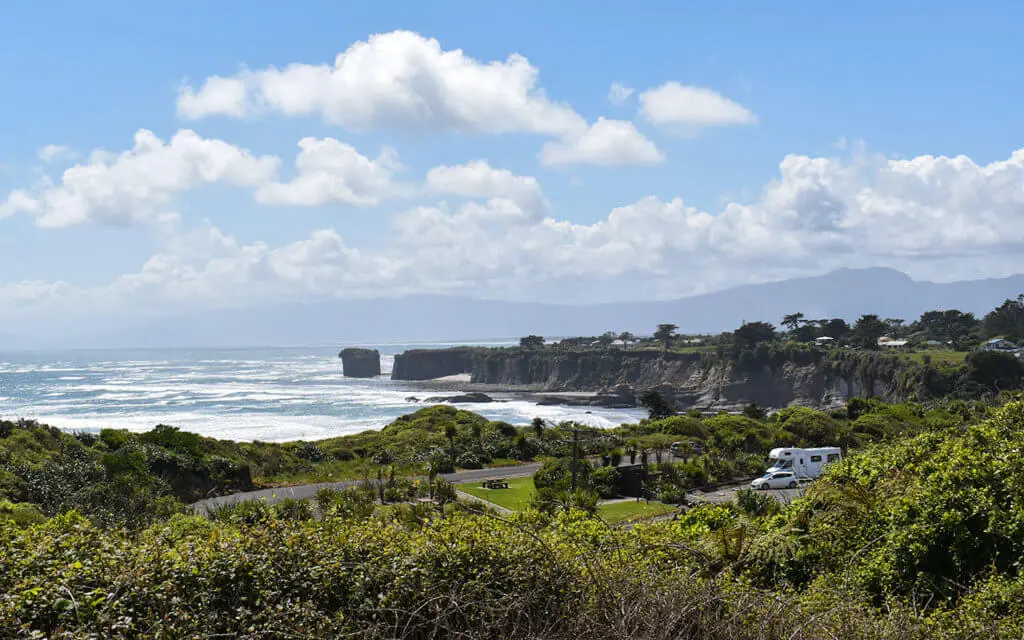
(751, 471), (799, 490)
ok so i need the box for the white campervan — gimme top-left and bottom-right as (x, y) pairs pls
(765, 447), (842, 480)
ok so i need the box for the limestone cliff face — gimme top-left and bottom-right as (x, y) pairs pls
(391, 347), (909, 410)
(470, 350), (704, 389)
(339, 348), (381, 378)
(391, 347), (481, 381)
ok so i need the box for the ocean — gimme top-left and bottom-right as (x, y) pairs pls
(0, 344), (647, 442)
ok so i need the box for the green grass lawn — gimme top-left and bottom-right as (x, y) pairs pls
(597, 500), (675, 524)
(905, 350), (969, 365)
(457, 477), (538, 511)
(458, 477), (675, 523)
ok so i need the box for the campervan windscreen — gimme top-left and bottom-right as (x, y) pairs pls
(768, 458), (792, 469)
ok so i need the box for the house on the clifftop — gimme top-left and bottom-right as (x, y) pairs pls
(877, 337), (909, 349)
(979, 337), (1018, 352)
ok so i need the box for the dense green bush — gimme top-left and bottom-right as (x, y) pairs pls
(533, 457), (593, 490)
(746, 401), (1024, 607)
(773, 406), (841, 446)
(5, 402), (1024, 637)
(649, 415), (708, 438)
(590, 466), (620, 499)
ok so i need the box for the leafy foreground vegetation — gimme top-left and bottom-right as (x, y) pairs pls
(0, 396), (1004, 530)
(4, 401), (1024, 636)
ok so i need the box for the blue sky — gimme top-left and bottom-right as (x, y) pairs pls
(2, 1), (1023, 335)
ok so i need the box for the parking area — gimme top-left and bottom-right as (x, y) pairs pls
(688, 482), (805, 505)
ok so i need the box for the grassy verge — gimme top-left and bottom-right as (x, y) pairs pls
(458, 477), (537, 511)
(597, 499), (675, 524)
(904, 350), (969, 364)
(458, 477), (675, 523)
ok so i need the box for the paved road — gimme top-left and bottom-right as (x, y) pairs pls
(191, 463), (542, 513)
(688, 482), (805, 505)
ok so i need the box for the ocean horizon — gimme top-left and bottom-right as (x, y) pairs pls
(0, 344), (647, 442)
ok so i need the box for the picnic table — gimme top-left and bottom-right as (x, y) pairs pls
(482, 478), (509, 489)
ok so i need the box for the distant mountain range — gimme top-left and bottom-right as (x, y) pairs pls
(11, 268), (1024, 349)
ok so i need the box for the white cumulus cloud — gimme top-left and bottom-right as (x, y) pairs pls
(607, 82), (635, 105)
(177, 30), (587, 137)
(37, 144), (76, 163)
(6, 146), (1024, 317)
(425, 160), (546, 218)
(255, 138), (400, 207)
(540, 118), (665, 166)
(2, 130), (280, 227)
(639, 82), (756, 132)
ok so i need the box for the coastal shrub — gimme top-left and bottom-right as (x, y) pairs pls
(208, 498), (274, 525)
(774, 407), (840, 446)
(751, 401), (1024, 604)
(533, 457), (593, 490)
(320, 443), (355, 460)
(677, 459), (710, 487)
(656, 484), (687, 504)
(965, 350), (1024, 392)
(734, 488), (778, 518)
(98, 428), (133, 451)
(138, 424), (205, 457)
(455, 451), (482, 469)
(651, 415), (708, 439)
(704, 414), (780, 455)
(0, 499), (46, 526)
(9, 406), (1024, 637)
(295, 441), (326, 462)
(590, 466), (620, 499)
(846, 396), (878, 420)
(275, 497), (314, 521)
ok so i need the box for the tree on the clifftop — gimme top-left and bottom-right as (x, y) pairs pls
(884, 318), (907, 338)
(983, 294), (1024, 340)
(781, 313), (806, 333)
(733, 322), (776, 351)
(597, 331), (616, 349)
(654, 324), (678, 352)
(912, 309), (979, 350)
(519, 335), (545, 350)
(617, 332), (635, 349)
(820, 318), (850, 340)
(853, 314), (888, 349)
(640, 390), (674, 420)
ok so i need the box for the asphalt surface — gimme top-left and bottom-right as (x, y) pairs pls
(688, 482), (805, 505)
(191, 462), (542, 513)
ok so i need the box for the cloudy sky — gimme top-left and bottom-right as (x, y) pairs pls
(2, 1), (1023, 335)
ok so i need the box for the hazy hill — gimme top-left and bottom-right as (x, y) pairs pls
(19, 268), (1024, 349)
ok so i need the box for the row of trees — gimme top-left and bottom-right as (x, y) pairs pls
(778, 295), (1024, 348)
(520, 331), (639, 350)
(517, 294), (1024, 355)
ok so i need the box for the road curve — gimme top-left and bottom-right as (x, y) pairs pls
(191, 463), (542, 514)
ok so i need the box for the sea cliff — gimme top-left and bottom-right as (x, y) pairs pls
(391, 347), (917, 410)
(338, 347), (381, 378)
(391, 347), (483, 381)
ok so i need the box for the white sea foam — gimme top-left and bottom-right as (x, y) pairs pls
(0, 345), (645, 441)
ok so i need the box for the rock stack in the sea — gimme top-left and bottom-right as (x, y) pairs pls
(338, 348), (381, 378)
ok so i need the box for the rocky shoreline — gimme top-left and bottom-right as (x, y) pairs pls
(399, 381), (640, 409)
